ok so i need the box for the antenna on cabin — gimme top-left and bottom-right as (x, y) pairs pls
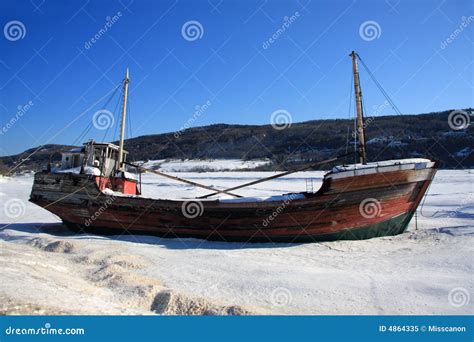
(350, 51), (367, 165)
(118, 68), (130, 171)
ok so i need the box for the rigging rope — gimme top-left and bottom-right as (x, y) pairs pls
(7, 85), (121, 175)
(127, 96), (133, 141)
(356, 54), (403, 115)
(113, 86), (124, 143)
(103, 86), (123, 143)
(71, 83), (121, 146)
(72, 121), (93, 147)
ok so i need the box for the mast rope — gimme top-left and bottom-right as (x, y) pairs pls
(113, 86), (123, 142)
(72, 83), (121, 146)
(103, 85), (123, 143)
(72, 121), (93, 147)
(356, 54), (403, 115)
(127, 95), (133, 141)
(198, 152), (355, 199)
(7, 85), (121, 175)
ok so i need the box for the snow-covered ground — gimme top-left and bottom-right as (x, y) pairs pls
(138, 158), (271, 172)
(0, 170), (473, 315)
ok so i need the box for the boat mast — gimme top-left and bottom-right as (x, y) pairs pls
(118, 68), (130, 171)
(350, 51), (367, 165)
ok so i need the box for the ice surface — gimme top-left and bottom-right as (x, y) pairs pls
(0, 169), (473, 315)
(139, 159), (271, 172)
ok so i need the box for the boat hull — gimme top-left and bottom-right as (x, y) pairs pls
(57, 210), (413, 242)
(29, 161), (438, 243)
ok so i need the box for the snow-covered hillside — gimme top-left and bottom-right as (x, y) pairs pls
(0, 170), (472, 315)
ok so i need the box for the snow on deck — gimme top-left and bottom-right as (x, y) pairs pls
(0, 170), (473, 315)
(331, 158), (433, 173)
(52, 166), (101, 176)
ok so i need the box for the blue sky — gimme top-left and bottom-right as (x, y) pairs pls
(0, 0), (472, 156)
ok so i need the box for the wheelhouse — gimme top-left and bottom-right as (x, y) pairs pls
(53, 141), (140, 195)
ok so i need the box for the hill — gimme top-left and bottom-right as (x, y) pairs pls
(1, 109), (473, 174)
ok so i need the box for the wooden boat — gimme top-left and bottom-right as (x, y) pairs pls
(29, 52), (438, 242)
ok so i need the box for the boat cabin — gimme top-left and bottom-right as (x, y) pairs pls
(83, 141), (128, 177)
(60, 148), (84, 170)
(54, 141), (139, 195)
(55, 141), (128, 176)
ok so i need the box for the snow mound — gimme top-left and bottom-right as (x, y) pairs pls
(30, 238), (77, 253)
(82, 250), (250, 315)
(151, 290), (248, 315)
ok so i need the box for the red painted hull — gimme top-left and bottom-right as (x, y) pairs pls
(29, 161), (438, 242)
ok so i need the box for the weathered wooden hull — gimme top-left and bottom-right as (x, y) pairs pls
(29, 161), (438, 243)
